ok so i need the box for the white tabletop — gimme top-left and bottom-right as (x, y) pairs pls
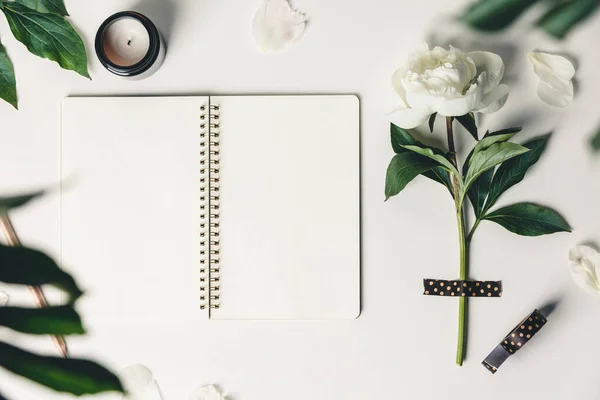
(1, 0), (600, 399)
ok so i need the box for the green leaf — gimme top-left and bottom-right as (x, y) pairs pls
(463, 149), (493, 217)
(390, 123), (453, 194)
(483, 203), (571, 236)
(462, 129), (521, 216)
(463, 142), (529, 196)
(385, 152), (439, 200)
(0, 189), (45, 213)
(0, 40), (17, 108)
(428, 113), (437, 133)
(424, 166), (454, 197)
(461, 0), (538, 31)
(473, 129), (520, 156)
(2, 2), (89, 78)
(0, 341), (123, 396)
(465, 130), (526, 211)
(13, 0), (68, 16)
(390, 123), (417, 154)
(0, 305), (84, 335)
(456, 113), (478, 140)
(483, 126), (522, 139)
(468, 169), (493, 217)
(0, 244), (83, 302)
(402, 144), (461, 178)
(538, 0), (599, 39)
(591, 130), (600, 152)
(484, 134), (550, 213)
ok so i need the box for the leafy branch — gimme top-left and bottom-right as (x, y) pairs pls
(385, 119), (571, 365)
(0, 0), (89, 108)
(386, 122), (570, 240)
(0, 191), (123, 397)
(461, 0), (599, 39)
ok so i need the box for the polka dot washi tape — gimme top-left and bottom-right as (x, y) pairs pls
(422, 279), (503, 297)
(482, 309), (548, 374)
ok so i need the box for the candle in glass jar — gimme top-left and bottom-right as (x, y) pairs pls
(95, 11), (166, 79)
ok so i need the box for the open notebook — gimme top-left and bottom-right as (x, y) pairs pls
(61, 95), (360, 320)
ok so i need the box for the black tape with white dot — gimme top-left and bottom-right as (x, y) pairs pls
(482, 309), (548, 374)
(422, 279), (503, 297)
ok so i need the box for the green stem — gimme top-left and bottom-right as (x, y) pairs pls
(446, 117), (468, 366)
(455, 206), (468, 366)
(467, 218), (481, 244)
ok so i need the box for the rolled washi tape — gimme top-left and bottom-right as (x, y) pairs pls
(423, 279), (503, 297)
(482, 309), (547, 374)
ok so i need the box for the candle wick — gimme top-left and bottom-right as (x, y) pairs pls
(127, 39), (132, 46)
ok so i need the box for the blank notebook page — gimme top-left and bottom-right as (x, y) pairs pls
(61, 97), (205, 323)
(211, 95), (360, 319)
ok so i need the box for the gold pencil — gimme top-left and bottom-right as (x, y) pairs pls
(0, 214), (69, 358)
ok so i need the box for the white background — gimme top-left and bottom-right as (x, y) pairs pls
(1, 0), (600, 399)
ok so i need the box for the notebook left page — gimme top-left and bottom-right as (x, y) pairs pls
(61, 96), (209, 323)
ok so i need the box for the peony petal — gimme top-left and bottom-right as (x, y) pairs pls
(391, 68), (409, 106)
(405, 71), (485, 117)
(537, 80), (573, 108)
(529, 51), (575, 81)
(252, 0), (307, 52)
(529, 51), (575, 108)
(404, 88), (441, 115)
(437, 85), (484, 117)
(474, 84), (509, 113)
(0, 292), (7, 306)
(434, 94), (480, 116)
(468, 51), (505, 93)
(569, 266), (600, 296)
(119, 364), (163, 400)
(189, 384), (224, 400)
(387, 106), (430, 129)
(568, 246), (600, 296)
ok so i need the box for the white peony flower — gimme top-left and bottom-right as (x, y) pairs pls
(528, 51), (575, 108)
(390, 44), (509, 129)
(568, 245), (600, 296)
(189, 384), (227, 400)
(0, 292), (7, 306)
(252, 0), (307, 52)
(119, 364), (163, 400)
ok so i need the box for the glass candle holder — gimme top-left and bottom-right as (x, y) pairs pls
(95, 11), (166, 80)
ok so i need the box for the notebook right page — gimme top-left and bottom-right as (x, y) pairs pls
(212, 95), (360, 320)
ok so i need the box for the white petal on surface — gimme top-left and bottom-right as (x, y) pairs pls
(387, 106), (430, 129)
(537, 80), (573, 108)
(529, 51), (575, 108)
(0, 292), (7, 306)
(189, 384), (224, 400)
(475, 84), (509, 113)
(252, 0), (307, 52)
(530, 51), (575, 81)
(568, 246), (600, 296)
(119, 364), (163, 400)
(468, 51), (505, 93)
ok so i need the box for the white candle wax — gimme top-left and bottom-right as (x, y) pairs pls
(103, 17), (150, 66)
